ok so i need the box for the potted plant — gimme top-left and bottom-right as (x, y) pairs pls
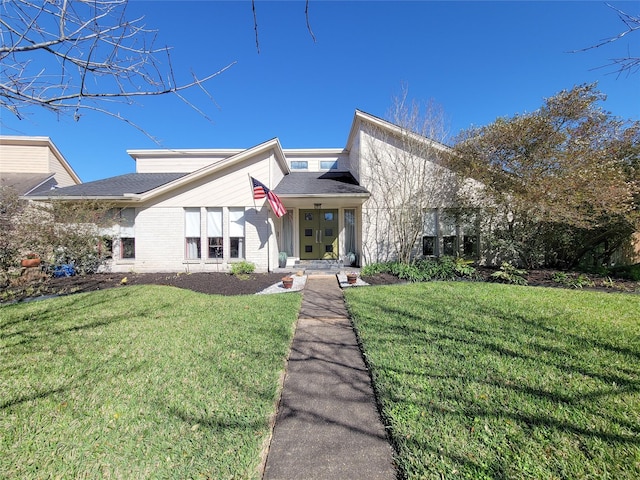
(282, 276), (294, 289)
(346, 272), (358, 285)
(278, 251), (288, 268)
(346, 252), (357, 267)
(21, 253), (41, 268)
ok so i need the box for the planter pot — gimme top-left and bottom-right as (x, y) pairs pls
(346, 273), (358, 285)
(282, 277), (294, 289)
(278, 252), (288, 268)
(21, 258), (41, 268)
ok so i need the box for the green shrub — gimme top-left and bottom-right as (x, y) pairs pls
(361, 262), (393, 276)
(362, 258), (477, 283)
(552, 271), (595, 289)
(230, 261), (255, 275)
(608, 263), (640, 281)
(490, 262), (528, 285)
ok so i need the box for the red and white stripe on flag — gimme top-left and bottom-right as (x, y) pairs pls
(250, 176), (286, 218)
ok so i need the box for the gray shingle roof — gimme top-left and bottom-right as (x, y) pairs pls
(275, 172), (369, 196)
(1, 173), (55, 195)
(26, 173), (188, 197)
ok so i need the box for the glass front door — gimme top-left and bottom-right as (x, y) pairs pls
(299, 209), (338, 260)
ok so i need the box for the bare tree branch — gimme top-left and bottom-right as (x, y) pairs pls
(572, 3), (640, 76)
(252, 0), (260, 54)
(305, 0), (316, 43)
(250, 0), (316, 53)
(0, 0), (235, 131)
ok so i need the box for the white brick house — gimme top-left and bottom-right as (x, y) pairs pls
(25, 111), (476, 272)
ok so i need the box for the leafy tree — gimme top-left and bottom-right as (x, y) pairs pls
(453, 83), (640, 268)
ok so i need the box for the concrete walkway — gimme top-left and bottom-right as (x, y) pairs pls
(262, 276), (397, 480)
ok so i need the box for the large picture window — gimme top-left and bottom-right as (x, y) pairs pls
(207, 208), (223, 259)
(185, 208), (201, 259)
(229, 208), (245, 259)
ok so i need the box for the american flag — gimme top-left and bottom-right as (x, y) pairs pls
(251, 177), (287, 218)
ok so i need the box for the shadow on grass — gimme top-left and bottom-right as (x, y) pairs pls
(347, 286), (640, 478)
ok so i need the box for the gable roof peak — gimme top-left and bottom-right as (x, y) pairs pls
(346, 109), (451, 154)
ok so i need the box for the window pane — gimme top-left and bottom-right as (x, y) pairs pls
(185, 208), (200, 236)
(422, 236), (435, 256)
(344, 209), (356, 254)
(291, 161), (308, 169)
(120, 208), (135, 236)
(186, 237), (201, 259)
(305, 245), (313, 253)
(121, 238), (135, 259)
(423, 209), (437, 236)
(443, 236), (456, 256)
(208, 237), (223, 258)
(207, 208), (222, 237)
(324, 212), (333, 221)
(305, 229), (313, 237)
(325, 245), (333, 253)
(320, 160), (337, 170)
(463, 236), (477, 257)
(229, 208), (245, 237)
(230, 237), (244, 258)
(325, 228), (333, 237)
(282, 211), (294, 256)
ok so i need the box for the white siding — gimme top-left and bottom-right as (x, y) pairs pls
(47, 150), (77, 187)
(149, 153), (273, 208)
(0, 138), (81, 186)
(107, 150), (283, 272)
(134, 151), (243, 173)
(0, 144), (48, 173)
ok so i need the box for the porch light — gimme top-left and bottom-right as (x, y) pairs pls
(314, 203), (322, 209)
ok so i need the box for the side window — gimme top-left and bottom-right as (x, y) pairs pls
(185, 208), (201, 259)
(119, 208), (135, 259)
(229, 207), (245, 259)
(207, 208), (223, 259)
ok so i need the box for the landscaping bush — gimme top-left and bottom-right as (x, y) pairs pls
(489, 261), (528, 285)
(362, 257), (478, 283)
(230, 260), (256, 275)
(608, 263), (640, 281)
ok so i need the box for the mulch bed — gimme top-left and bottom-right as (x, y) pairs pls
(2, 267), (637, 305)
(1, 271), (293, 304)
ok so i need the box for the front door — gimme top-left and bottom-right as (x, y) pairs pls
(299, 209), (338, 260)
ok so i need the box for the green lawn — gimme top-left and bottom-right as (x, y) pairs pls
(344, 282), (640, 480)
(1, 285), (301, 479)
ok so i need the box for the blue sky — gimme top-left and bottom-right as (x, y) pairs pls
(2, 0), (639, 182)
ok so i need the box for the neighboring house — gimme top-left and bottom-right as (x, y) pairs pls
(24, 111), (475, 273)
(0, 136), (82, 194)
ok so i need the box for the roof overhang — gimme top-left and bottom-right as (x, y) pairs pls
(130, 138), (289, 202)
(27, 138), (290, 202)
(278, 193), (370, 208)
